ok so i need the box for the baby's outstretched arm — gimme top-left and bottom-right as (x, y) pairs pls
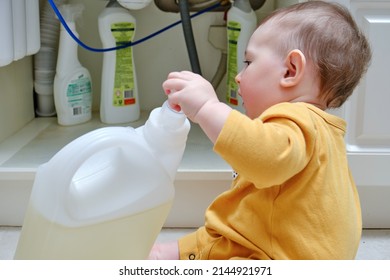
(148, 241), (179, 260)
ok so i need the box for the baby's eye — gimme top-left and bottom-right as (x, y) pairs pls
(243, 60), (252, 66)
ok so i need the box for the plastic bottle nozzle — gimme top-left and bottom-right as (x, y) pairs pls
(160, 101), (186, 129)
(59, 3), (84, 23)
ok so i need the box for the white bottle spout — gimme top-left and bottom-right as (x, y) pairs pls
(140, 101), (191, 180)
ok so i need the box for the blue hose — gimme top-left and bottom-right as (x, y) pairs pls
(48, 0), (222, 53)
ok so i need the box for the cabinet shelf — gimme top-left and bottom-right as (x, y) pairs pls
(0, 111), (230, 173)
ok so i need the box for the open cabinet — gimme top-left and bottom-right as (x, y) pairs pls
(0, 0), (389, 228)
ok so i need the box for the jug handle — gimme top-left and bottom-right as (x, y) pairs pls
(49, 127), (138, 189)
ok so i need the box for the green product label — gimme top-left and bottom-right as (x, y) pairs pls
(66, 74), (92, 116)
(226, 21), (241, 106)
(111, 22), (136, 107)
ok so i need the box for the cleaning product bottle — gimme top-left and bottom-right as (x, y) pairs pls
(226, 0), (257, 113)
(98, 0), (140, 124)
(14, 100), (190, 260)
(54, 4), (92, 126)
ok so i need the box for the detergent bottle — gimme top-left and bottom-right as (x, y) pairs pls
(54, 4), (92, 126)
(98, 0), (140, 124)
(226, 0), (257, 112)
(14, 100), (190, 260)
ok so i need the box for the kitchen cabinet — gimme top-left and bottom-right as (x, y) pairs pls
(0, 0), (389, 228)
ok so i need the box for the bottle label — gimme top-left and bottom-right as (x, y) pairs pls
(227, 20), (241, 106)
(111, 22), (136, 107)
(66, 74), (92, 116)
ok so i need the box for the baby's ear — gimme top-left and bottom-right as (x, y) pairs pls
(280, 49), (306, 88)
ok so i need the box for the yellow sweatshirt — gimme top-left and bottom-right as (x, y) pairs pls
(179, 102), (361, 260)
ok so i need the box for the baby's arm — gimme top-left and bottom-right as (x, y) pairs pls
(163, 71), (232, 144)
(148, 241), (179, 260)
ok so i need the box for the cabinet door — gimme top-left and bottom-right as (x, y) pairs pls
(333, 0), (390, 228)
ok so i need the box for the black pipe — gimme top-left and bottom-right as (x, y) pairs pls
(178, 0), (202, 75)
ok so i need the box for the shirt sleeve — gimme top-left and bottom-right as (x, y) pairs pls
(213, 103), (318, 188)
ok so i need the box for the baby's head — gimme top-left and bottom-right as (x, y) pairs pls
(258, 1), (371, 108)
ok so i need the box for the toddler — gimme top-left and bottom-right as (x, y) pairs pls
(149, 0), (371, 259)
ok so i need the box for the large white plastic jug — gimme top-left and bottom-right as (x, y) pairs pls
(14, 101), (190, 259)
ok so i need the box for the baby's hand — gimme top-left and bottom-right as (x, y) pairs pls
(148, 241), (180, 260)
(162, 71), (219, 123)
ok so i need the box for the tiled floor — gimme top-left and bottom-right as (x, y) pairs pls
(1, 227), (389, 260)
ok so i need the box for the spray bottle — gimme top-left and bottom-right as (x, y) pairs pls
(54, 4), (92, 126)
(226, 0), (257, 113)
(98, 0), (142, 124)
(14, 100), (190, 260)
